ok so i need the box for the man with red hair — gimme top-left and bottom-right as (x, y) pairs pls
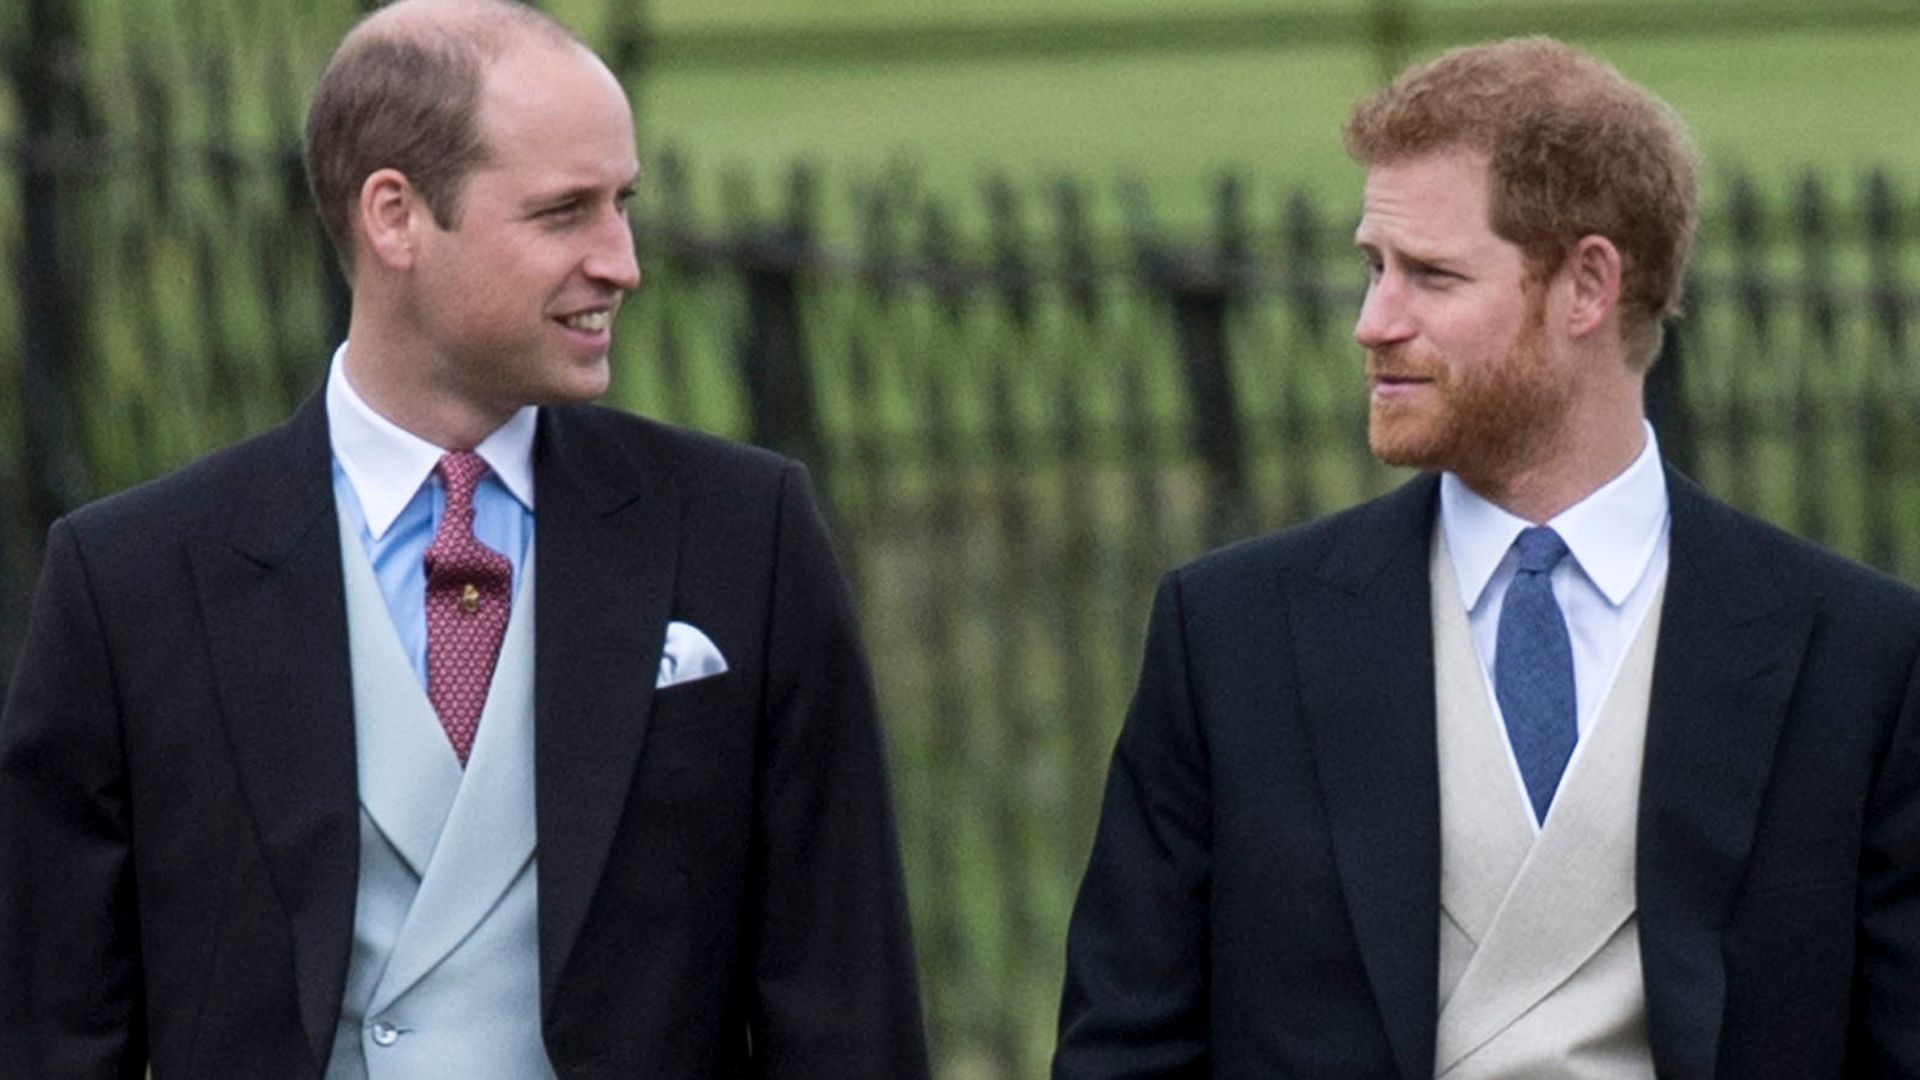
(1058, 37), (1920, 1077)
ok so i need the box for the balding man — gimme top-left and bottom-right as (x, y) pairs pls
(0, 2), (929, 1076)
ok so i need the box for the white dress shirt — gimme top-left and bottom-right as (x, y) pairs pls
(325, 344), (538, 686)
(1440, 421), (1671, 826)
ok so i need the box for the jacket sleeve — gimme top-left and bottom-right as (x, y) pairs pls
(0, 518), (148, 1079)
(748, 461), (931, 1079)
(1849, 647), (1920, 1074)
(1054, 572), (1211, 1079)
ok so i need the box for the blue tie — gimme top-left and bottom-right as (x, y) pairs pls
(1495, 526), (1576, 825)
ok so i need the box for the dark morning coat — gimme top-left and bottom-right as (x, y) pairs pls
(1055, 469), (1920, 1078)
(0, 392), (930, 1079)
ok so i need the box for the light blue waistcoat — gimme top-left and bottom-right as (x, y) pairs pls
(327, 514), (556, 1079)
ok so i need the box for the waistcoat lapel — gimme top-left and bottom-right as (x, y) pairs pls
(1433, 531), (1666, 1072)
(334, 514), (541, 1018)
(370, 556), (539, 1016)
(339, 517), (464, 881)
(1431, 535), (1535, 1005)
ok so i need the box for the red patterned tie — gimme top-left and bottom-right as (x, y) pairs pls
(424, 451), (512, 766)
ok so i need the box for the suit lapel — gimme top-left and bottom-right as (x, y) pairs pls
(187, 392), (359, 1065)
(531, 407), (682, 1012)
(1291, 475), (1442, 1080)
(1638, 470), (1816, 1079)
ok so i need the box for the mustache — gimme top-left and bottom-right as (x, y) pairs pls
(1365, 347), (1437, 381)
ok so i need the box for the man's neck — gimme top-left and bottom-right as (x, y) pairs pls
(341, 323), (513, 451)
(1460, 411), (1650, 525)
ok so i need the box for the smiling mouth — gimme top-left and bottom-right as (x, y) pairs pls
(557, 310), (612, 333)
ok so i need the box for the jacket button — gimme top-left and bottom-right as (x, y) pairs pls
(370, 1020), (400, 1046)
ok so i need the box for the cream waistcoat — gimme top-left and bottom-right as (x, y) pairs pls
(1432, 531), (1664, 1078)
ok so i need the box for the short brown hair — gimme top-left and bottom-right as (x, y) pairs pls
(303, 0), (586, 274)
(1344, 37), (1699, 368)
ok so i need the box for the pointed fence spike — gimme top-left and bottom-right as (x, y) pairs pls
(987, 173), (1031, 329)
(785, 160), (818, 242)
(860, 179), (901, 303)
(1214, 171), (1248, 272)
(919, 198), (967, 323)
(1283, 188), (1329, 343)
(1054, 177), (1099, 320)
(1863, 168), (1907, 355)
(1794, 170), (1836, 348)
(1728, 170), (1771, 340)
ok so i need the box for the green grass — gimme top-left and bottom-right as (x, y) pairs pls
(644, 0), (1358, 31)
(639, 23), (1920, 239)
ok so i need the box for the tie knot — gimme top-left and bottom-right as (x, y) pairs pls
(436, 451), (489, 509)
(1512, 525), (1569, 575)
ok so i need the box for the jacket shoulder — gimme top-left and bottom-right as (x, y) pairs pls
(542, 404), (796, 490)
(58, 408), (322, 547)
(1171, 475), (1438, 600)
(1674, 475), (1920, 634)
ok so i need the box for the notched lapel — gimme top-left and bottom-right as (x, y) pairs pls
(531, 409), (682, 1011)
(1293, 476), (1442, 1080)
(187, 395), (359, 1066)
(1637, 472), (1817, 1079)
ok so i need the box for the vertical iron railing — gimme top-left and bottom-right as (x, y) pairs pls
(4, 127), (1920, 1080)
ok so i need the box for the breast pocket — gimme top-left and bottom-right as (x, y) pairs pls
(632, 672), (757, 894)
(639, 671), (757, 808)
(650, 670), (739, 717)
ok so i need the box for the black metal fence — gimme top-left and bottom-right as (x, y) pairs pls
(5, 122), (1920, 1071)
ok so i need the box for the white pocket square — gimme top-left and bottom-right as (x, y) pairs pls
(657, 620), (728, 688)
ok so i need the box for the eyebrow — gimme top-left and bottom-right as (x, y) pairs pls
(1354, 237), (1461, 272)
(522, 172), (642, 213)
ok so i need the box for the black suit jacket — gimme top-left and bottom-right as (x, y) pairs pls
(0, 392), (930, 1078)
(1056, 469), (1920, 1078)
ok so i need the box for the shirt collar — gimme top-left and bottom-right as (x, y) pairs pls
(1440, 420), (1669, 611)
(324, 343), (537, 540)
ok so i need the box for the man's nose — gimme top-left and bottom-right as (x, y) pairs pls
(1353, 277), (1409, 349)
(587, 214), (641, 292)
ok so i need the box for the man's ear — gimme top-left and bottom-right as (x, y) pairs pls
(357, 168), (422, 272)
(1564, 234), (1623, 339)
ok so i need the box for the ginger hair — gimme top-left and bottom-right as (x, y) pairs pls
(1345, 37), (1699, 368)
